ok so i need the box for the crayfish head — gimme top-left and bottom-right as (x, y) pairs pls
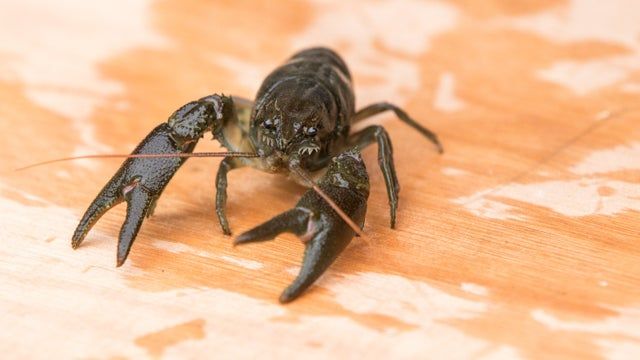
(251, 79), (337, 165)
(167, 95), (227, 147)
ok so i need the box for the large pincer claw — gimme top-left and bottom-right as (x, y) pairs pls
(235, 149), (370, 303)
(72, 95), (229, 266)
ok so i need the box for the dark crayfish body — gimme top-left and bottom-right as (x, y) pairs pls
(235, 149), (369, 303)
(72, 47), (442, 302)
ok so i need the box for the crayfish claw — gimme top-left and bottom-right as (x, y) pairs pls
(71, 123), (189, 264)
(117, 184), (155, 267)
(235, 149), (370, 303)
(73, 94), (248, 264)
(234, 209), (310, 246)
(72, 117), (203, 262)
(72, 173), (126, 249)
(279, 233), (338, 303)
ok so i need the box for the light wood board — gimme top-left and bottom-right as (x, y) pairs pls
(1, 1), (639, 359)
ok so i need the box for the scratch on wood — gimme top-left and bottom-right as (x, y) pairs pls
(462, 107), (635, 207)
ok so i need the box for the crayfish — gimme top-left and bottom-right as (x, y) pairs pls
(66, 47), (442, 302)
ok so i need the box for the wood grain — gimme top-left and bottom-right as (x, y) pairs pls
(2, 1), (640, 359)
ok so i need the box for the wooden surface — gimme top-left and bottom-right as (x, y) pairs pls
(2, 1), (640, 359)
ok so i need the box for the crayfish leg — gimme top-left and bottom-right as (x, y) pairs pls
(352, 102), (443, 153)
(215, 157), (244, 236)
(347, 125), (400, 228)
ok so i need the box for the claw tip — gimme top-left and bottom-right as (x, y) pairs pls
(116, 256), (126, 267)
(278, 292), (295, 304)
(71, 237), (82, 250)
(233, 234), (248, 246)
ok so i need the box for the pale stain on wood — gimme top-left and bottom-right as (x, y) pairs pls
(135, 319), (206, 358)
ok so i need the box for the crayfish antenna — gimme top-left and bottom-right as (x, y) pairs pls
(15, 152), (259, 171)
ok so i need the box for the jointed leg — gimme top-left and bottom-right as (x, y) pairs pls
(347, 125), (399, 228)
(353, 102), (443, 153)
(215, 157), (245, 235)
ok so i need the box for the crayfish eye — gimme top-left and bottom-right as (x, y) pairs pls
(262, 118), (275, 130)
(305, 126), (318, 136)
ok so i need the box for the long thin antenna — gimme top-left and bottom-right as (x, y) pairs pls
(18, 150), (364, 237)
(16, 152), (259, 171)
(290, 164), (365, 237)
